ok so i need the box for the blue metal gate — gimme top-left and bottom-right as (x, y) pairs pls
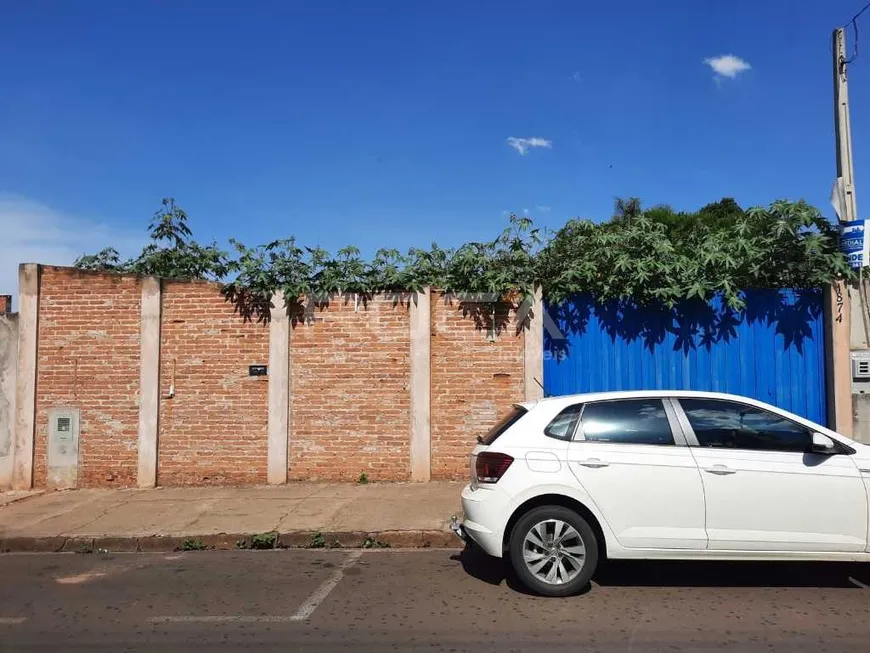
(543, 289), (827, 425)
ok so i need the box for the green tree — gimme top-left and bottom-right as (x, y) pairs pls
(129, 198), (229, 280)
(638, 197), (746, 241)
(76, 196), (852, 320)
(611, 197), (643, 225)
(74, 198), (229, 281)
(74, 247), (124, 272)
(696, 197), (745, 227)
(540, 198), (849, 310)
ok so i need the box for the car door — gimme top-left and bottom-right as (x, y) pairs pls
(675, 397), (868, 553)
(565, 397), (707, 550)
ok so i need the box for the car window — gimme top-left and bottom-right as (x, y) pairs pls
(480, 406), (527, 445)
(580, 399), (674, 445)
(544, 404), (582, 441)
(679, 398), (811, 453)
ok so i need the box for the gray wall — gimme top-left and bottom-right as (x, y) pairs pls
(854, 395), (870, 445)
(850, 282), (870, 444)
(0, 313), (18, 488)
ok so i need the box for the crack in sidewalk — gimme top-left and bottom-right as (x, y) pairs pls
(59, 494), (138, 536)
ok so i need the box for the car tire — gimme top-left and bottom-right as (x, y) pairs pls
(509, 505), (599, 597)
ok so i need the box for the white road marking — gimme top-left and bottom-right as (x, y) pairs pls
(848, 576), (869, 589)
(147, 550), (364, 625)
(0, 617), (26, 625)
(288, 550), (363, 622)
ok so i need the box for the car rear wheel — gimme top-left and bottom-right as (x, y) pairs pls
(509, 505), (598, 597)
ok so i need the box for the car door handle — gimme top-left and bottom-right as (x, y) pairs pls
(704, 465), (736, 476)
(576, 458), (610, 469)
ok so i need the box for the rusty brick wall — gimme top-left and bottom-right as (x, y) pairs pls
(430, 293), (525, 480)
(35, 267), (141, 487)
(289, 295), (411, 481)
(157, 281), (269, 485)
(0, 295), (10, 313)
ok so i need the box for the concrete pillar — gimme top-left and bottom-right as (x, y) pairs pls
(13, 264), (38, 489)
(409, 288), (431, 481)
(0, 313), (18, 489)
(267, 291), (290, 484)
(137, 277), (161, 488)
(523, 287), (544, 402)
(824, 280), (853, 436)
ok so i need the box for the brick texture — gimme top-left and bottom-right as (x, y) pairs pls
(29, 268), (528, 488)
(157, 281), (269, 485)
(289, 294), (411, 481)
(430, 293), (525, 480)
(35, 267), (141, 487)
(0, 295), (10, 313)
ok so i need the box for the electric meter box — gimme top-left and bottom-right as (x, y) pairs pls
(47, 407), (80, 489)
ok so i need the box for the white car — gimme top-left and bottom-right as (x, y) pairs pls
(453, 390), (870, 596)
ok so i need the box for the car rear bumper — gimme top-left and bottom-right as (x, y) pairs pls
(460, 483), (512, 558)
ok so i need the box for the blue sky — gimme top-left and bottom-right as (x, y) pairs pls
(1, 0), (869, 293)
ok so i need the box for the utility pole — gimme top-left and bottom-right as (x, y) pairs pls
(833, 27), (859, 224)
(832, 26), (862, 440)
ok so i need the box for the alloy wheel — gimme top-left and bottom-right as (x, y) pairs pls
(521, 519), (586, 585)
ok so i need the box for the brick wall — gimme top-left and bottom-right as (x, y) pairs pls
(35, 267), (141, 487)
(157, 281), (269, 485)
(430, 293), (525, 480)
(289, 295), (411, 481)
(0, 295), (10, 314)
(26, 268), (528, 487)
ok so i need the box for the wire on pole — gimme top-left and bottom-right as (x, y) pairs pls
(844, 1), (870, 64)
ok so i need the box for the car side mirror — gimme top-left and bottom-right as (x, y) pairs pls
(811, 432), (837, 455)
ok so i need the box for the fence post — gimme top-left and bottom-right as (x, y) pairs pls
(409, 287), (431, 481)
(13, 264), (39, 489)
(0, 312), (18, 489)
(267, 291), (290, 484)
(824, 280), (853, 435)
(136, 277), (161, 488)
(524, 287), (544, 401)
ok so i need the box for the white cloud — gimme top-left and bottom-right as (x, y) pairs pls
(536, 205), (551, 213)
(0, 195), (143, 306)
(704, 54), (751, 79)
(507, 137), (553, 155)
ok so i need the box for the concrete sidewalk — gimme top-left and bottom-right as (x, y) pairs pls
(0, 482), (464, 552)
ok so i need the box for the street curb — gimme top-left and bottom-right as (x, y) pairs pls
(0, 529), (460, 553)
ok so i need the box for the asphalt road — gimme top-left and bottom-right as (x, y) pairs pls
(1, 547), (869, 652)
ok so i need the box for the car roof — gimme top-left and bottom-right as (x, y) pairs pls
(515, 390), (862, 447)
(519, 389), (790, 412)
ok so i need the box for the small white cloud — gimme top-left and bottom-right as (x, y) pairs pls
(571, 72), (581, 83)
(704, 54), (751, 79)
(507, 137), (553, 156)
(535, 205), (551, 213)
(0, 195), (143, 305)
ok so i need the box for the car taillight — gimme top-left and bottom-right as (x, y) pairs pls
(475, 452), (514, 484)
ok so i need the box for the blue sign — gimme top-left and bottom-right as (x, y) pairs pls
(841, 220), (869, 269)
